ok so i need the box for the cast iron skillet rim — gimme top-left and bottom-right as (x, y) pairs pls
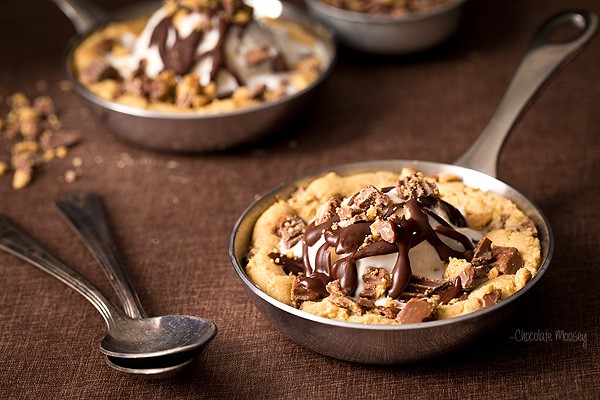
(229, 159), (554, 331)
(305, 0), (467, 24)
(62, 3), (337, 120)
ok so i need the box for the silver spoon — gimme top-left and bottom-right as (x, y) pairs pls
(54, 191), (204, 377)
(0, 216), (217, 370)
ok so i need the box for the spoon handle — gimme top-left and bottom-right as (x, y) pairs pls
(454, 9), (598, 177)
(0, 215), (121, 326)
(55, 192), (147, 319)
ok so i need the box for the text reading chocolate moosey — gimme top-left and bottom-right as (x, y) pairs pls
(246, 169), (541, 324)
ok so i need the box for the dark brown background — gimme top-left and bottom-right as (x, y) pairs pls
(1, 0), (599, 398)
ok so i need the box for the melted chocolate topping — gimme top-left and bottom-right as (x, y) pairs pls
(150, 16), (204, 75)
(272, 189), (475, 301)
(149, 10), (245, 84)
(297, 274), (329, 298)
(268, 252), (303, 274)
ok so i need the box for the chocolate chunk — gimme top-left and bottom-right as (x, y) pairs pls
(271, 52), (289, 72)
(481, 289), (501, 308)
(357, 297), (376, 308)
(247, 84), (267, 100)
(326, 280), (365, 315)
(396, 172), (439, 201)
(372, 220), (398, 243)
(315, 195), (342, 225)
(245, 45), (271, 66)
(399, 275), (445, 300)
(291, 276), (323, 304)
(517, 219), (536, 232)
(277, 214), (307, 249)
(360, 267), (391, 300)
(81, 60), (120, 84)
(472, 237), (493, 266)
(455, 263), (475, 289)
(148, 79), (171, 101)
(396, 298), (435, 324)
(438, 276), (462, 305)
(491, 246), (523, 274)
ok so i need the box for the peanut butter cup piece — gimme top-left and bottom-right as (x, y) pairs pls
(396, 298), (435, 324)
(360, 267), (391, 301)
(371, 220), (398, 243)
(396, 172), (439, 201)
(315, 195), (342, 225)
(277, 214), (307, 248)
(326, 280), (365, 315)
(353, 185), (389, 209)
(337, 186), (388, 226)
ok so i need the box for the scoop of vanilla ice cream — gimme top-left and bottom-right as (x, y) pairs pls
(106, 1), (326, 97)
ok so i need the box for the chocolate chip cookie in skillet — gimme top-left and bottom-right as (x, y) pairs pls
(246, 169), (541, 325)
(72, 0), (330, 113)
(229, 10), (594, 363)
(57, 0), (335, 151)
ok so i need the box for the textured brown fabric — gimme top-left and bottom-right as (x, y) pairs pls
(1, 0), (599, 398)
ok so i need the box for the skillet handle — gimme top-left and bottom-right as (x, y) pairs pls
(454, 9), (597, 178)
(52, 0), (109, 35)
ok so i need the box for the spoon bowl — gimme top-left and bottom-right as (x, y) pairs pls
(100, 314), (216, 359)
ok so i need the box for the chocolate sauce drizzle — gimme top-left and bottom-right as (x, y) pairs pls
(149, 10), (244, 85)
(270, 194), (475, 302)
(150, 16), (204, 75)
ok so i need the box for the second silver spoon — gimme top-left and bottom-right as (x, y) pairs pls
(55, 191), (209, 378)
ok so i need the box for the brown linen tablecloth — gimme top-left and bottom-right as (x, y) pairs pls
(1, 0), (599, 398)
